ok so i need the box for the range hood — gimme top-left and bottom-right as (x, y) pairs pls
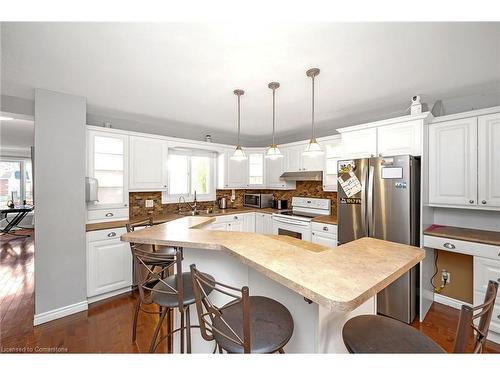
(280, 170), (323, 181)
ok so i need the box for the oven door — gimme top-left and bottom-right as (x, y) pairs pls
(272, 216), (311, 242)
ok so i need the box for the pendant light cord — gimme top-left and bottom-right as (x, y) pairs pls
(237, 93), (241, 145)
(272, 87), (276, 146)
(311, 75), (315, 140)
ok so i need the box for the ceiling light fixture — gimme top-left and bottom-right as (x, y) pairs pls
(303, 68), (324, 157)
(230, 89), (247, 161)
(265, 82), (283, 160)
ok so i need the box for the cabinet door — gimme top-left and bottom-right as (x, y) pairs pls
(265, 157), (295, 189)
(255, 213), (264, 234)
(129, 136), (168, 191)
(207, 222), (227, 231)
(478, 113), (500, 208)
(428, 118), (478, 206)
(301, 152), (324, 171)
(311, 232), (337, 248)
(323, 139), (342, 191)
(262, 213), (274, 235)
(227, 220), (244, 232)
(340, 128), (377, 159)
(226, 153), (248, 188)
(242, 213), (256, 233)
(377, 120), (422, 156)
(87, 237), (132, 297)
(87, 130), (129, 210)
(284, 145), (302, 172)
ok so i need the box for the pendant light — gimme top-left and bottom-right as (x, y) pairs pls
(230, 89), (247, 161)
(303, 68), (324, 156)
(265, 82), (284, 160)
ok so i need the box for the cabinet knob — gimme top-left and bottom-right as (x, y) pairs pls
(443, 242), (455, 250)
(108, 232), (116, 237)
(497, 314), (500, 321)
(234, 216), (238, 220)
(469, 200), (474, 204)
(482, 200), (487, 204)
(323, 226), (329, 231)
(105, 212), (114, 217)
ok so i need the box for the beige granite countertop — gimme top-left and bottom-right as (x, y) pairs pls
(121, 216), (424, 312)
(86, 207), (291, 232)
(424, 225), (500, 247)
(311, 214), (337, 225)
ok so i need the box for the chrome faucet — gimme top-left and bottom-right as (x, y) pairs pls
(177, 196), (186, 213)
(186, 190), (199, 215)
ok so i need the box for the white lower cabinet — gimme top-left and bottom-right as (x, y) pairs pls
(255, 213), (273, 234)
(311, 222), (337, 248)
(86, 227), (133, 299)
(207, 213), (255, 233)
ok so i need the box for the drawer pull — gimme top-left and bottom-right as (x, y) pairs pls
(443, 242), (455, 250)
(323, 226), (329, 232)
(107, 232), (116, 237)
(469, 200), (474, 204)
(105, 212), (114, 217)
(234, 216), (238, 220)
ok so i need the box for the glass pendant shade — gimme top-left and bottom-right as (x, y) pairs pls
(230, 144), (247, 161)
(303, 138), (324, 157)
(231, 89), (247, 161)
(265, 144), (283, 160)
(303, 68), (323, 156)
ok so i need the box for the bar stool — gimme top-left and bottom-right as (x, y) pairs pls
(126, 217), (176, 343)
(190, 264), (294, 353)
(132, 246), (215, 353)
(342, 280), (498, 353)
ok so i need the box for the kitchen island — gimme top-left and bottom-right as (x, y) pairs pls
(121, 216), (424, 353)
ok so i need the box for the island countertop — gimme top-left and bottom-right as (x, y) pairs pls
(121, 216), (424, 312)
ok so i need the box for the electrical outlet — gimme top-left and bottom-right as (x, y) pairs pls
(441, 270), (451, 283)
(145, 199), (154, 208)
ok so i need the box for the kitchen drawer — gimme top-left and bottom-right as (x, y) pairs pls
(473, 291), (500, 335)
(474, 256), (500, 293)
(215, 214), (245, 223)
(423, 235), (500, 260)
(311, 222), (337, 236)
(87, 227), (127, 242)
(87, 208), (129, 223)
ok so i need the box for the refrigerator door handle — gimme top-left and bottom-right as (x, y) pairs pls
(360, 165), (369, 236)
(367, 165), (375, 236)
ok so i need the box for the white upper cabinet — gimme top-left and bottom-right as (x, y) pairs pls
(323, 138), (342, 191)
(377, 120), (422, 156)
(478, 113), (500, 208)
(339, 128), (377, 159)
(87, 129), (129, 210)
(428, 117), (478, 207)
(301, 152), (324, 171)
(129, 136), (168, 191)
(226, 150), (249, 188)
(265, 155), (295, 190)
(283, 145), (303, 172)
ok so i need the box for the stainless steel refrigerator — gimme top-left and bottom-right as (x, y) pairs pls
(337, 155), (420, 324)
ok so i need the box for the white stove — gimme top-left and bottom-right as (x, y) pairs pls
(272, 197), (331, 241)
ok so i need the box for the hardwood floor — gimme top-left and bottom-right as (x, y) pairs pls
(1, 233), (499, 353)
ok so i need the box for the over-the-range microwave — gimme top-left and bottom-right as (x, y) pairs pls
(243, 193), (273, 208)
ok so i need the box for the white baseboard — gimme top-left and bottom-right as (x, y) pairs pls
(87, 286), (132, 304)
(34, 300), (88, 326)
(433, 293), (471, 310)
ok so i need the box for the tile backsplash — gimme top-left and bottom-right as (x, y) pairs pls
(129, 181), (337, 219)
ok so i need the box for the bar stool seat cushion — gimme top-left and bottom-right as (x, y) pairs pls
(342, 315), (446, 353)
(213, 296), (294, 354)
(152, 272), (214, 308)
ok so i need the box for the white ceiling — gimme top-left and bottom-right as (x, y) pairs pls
(2, 22), (500, 141)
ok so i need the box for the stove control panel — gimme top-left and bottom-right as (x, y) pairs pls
(292, 197), (331, 210)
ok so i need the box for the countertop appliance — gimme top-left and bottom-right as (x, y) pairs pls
(273, 199), (288, 210)
(243, 193), (273, 208)
(337, 155), (420, 324)
(218, 197), (227, 209)
(272, 197), (331, 242)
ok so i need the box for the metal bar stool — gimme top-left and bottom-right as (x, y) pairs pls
(126, 217), (176, 344)
(342, 280), (498, 353)
(190, 264), (294, 354)
(132, 246), (215, 353)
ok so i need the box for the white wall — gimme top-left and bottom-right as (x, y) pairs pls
(432, 207), (500, 232)
(34, 89), (87, 317)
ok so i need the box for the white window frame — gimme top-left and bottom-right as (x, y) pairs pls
(0, 157), (33, 205)
(164, 149), (216, 204)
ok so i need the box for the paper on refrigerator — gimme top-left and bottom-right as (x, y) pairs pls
(337, 170), (362, 198)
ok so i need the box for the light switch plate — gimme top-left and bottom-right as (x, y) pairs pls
(145, 199), (154, 208)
